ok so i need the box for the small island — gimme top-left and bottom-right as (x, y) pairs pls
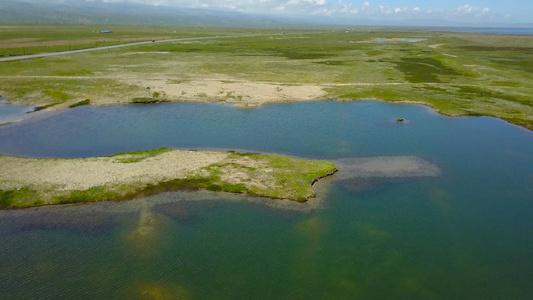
(0, 148), (337, 208)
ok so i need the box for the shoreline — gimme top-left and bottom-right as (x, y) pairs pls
(2, 97), (531, 132)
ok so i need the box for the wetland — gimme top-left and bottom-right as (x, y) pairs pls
(1, 25), (533, 299)
(0, 26), (532, 129)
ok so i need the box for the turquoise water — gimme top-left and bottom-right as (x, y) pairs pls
(0, 101), (532, 299)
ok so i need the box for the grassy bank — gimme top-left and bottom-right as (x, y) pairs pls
(0, 26), (531, 129)
(0, 149), (337, 209)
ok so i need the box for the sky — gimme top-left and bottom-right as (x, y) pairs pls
(20, 0), (533, 24)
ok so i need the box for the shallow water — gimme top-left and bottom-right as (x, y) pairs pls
(0, 101), (532, 299)
(0, 98), (35, 124)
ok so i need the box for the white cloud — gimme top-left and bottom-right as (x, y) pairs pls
(458, 4), (475, 13)
(455, 4), (493, 18)
(30, 0), (514, 23)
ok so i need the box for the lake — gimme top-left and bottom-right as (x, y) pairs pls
(0, 101), (532, 299)
(441, 28), (533, 35)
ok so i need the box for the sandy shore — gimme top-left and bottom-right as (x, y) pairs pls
(128, 77), (327, 108)
(0, 150), (228, 191)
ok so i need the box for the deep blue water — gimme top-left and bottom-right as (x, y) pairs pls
(0, 101), (532, 299)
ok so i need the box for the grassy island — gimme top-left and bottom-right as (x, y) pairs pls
(0, 149), (337, 208)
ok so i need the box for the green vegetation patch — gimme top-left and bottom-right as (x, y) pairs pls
(43, 89), (70, 101)
(55, 185), (130, 205)
(490, 81), (522, 87)
(274, 49), (332, 60)
(390, 57), (460, 83)
(231, 153), (338, 202)
(0, 187), (43, 208)
(33, 103), (57, 111)
(69, 99), (91, 108)
(132, 97), (168, 104)
(109, 148), (174, 163)
(453, 85), (532, 107)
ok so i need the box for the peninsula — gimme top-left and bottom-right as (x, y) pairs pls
(0, 149), (337, 208)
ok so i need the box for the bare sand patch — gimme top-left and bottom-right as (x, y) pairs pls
(0, 74), (327, 119)
(124, 77), (327, 107)
(429, 44), (444, 49)
(0, 150), (228, 191)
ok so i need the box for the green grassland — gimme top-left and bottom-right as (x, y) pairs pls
(0, 25), (275, 56)
(0, 26), (532, 129)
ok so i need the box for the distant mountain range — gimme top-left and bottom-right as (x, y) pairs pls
(1, 0), (532, 28)
(0, 0), (327, 27)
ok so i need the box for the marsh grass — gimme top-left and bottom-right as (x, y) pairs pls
(56, 185), (129, 204)
(0, 187), (43, 208)
(132, 97), (167, 104)
(388, 57), (460, 83)
(43, 89), (70, 102)
(236, 153), (338, 202)
(69, 99), (91, 108)
(109, 148), (174, 163)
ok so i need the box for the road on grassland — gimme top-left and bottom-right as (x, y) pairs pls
(0, 35), (248, 62)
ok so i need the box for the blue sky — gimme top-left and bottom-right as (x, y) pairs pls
(24, 0), (533, 23)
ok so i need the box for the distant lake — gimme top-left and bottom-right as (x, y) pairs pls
(0, 101), (532, 299)
(443, 28), (533, 35)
